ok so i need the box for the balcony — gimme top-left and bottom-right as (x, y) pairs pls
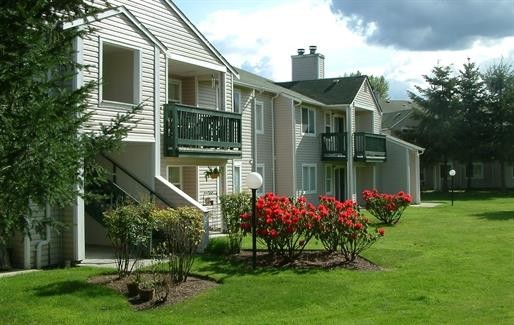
(164, 103), (242, 158)
(354, 132), (386, 162)
(321, 132), (347, 161)
(321, 132), (387, 162)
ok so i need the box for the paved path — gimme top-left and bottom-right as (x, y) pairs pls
(412, 202), (443, 208)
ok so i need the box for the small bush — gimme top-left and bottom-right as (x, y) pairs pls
(205, 236), (231, 255)
(220, 192), (251, 254)
(362, 189), (412, 224)
(103, 201), (155, 277)
(153, 207), (204, 283)
(241, 193), (318, 261)
(317, 196), (384, 261)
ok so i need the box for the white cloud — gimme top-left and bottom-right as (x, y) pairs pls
(196, 0), (514, 99)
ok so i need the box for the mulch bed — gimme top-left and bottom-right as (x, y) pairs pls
(88, 251), (380, 310)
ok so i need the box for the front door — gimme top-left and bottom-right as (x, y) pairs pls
(334, 167), (346, 201)
(334, 116), (345, 133)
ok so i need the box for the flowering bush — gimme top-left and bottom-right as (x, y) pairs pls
(316, 196), (384, 261)
(362, 189), (412, 224)
(240, 193), (317, 261)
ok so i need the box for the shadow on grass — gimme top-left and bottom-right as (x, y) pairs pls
(32, 280), (115, 298)
(473, 210), (514, 221)
(422, 190), (514, 202)
(194, 253), (328, 283)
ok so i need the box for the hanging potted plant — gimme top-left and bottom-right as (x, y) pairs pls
(204, 166), (223, 181)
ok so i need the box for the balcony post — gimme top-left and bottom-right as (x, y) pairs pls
(171, 103), (179, 156)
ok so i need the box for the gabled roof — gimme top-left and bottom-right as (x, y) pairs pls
(164, 1), (239, 78)
(380, 99), (420, 129)
(235, 68), (325, 106)
(276, 76), (367, 105)
(63, 6), (168, 53)
(386, 135), (424, 152)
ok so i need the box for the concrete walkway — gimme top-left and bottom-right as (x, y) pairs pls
(411, 202), (443, 208)
(0, 269), (40, 278)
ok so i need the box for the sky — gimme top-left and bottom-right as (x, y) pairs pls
(174, 0), (514, 99)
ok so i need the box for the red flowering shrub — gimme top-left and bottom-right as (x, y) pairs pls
(362, 189), (412, 224)
(316, 196), (384, 261)
(240, 193), (317, 260)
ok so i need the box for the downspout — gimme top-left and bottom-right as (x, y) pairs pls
(36, 204), (51, 269)
(271, 93), (279, 193)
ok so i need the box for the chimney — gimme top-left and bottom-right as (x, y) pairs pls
(291, 45), (325, 81)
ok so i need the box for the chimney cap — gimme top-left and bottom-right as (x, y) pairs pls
(297, 48), (305, 55)
(309, 45), (317, 54)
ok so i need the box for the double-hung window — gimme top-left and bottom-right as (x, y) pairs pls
(233, 89), (241, 113)
(302, 164), (317, 194)
(256, 101), (264, 134)
(324, 165), (332, 194)
(302, 107), (315, 135)
(256, 164), (265, 195)
(233, 163), (241, 193)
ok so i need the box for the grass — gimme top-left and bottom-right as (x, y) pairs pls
(1, 191), (513, 324)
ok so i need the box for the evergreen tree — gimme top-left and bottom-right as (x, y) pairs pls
(455, 59), (488, 189)
(483, 60), (514, 190)
(0, 1), (138, 269)
(408, 65), (460, 192)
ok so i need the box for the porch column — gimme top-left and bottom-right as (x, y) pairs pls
(346, 104), (355, 201)
(73, 191), (85, 262)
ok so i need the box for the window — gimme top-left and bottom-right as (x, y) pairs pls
(168, 79), (182, 103)
(167, 166), (182, 189)
(256, 164), (265, 195)
(325, 165), (332, 194)
(466, 162), (484, 179)
(233, 89), (241, 113)
(233, 163), (241, 193)
(324, 112), (331, 133)
(301, 107), (315, 135)
(302, 164), (317, 194)
(101, 42), (140, 104)
(255, 101), (264, 134)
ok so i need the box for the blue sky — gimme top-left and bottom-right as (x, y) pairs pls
(174, 0), (514, 99)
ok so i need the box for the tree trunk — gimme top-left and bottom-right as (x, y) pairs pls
(0, 244), (12, 270)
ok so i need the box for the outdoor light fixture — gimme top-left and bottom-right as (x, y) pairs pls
(449, 169), (456, 206)
(246, 172), (263, 269)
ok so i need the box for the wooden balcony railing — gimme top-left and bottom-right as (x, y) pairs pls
(354, 132), (386, 162)
(321, 132), (387, 162)
(164, 103), (242, 158)
(321, 132), (347, 161)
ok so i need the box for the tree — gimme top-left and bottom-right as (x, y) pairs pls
(482, 60), (514, 190)
(455, 59), (488, 189)
(344, 71), (390, 99)
(0, 1), (138, 269)
(408, 65), (460, 192)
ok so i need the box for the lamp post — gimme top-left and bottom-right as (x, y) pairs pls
(449, 169), (456, 206)
(246, 172), (263, 269)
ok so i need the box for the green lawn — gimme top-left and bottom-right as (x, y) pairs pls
(1, 191), (513, 324)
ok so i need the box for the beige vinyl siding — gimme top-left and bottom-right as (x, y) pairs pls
(355, 110), (374, 133)
(274, 96), (295, 196)
(294, 104), (322, 203)
(181, 77), (196, 106)
(373, 110), (381, 134)
(110, 0), (221, 65)
(83, 15), (155, 140)
(238, 87), (254, 192)
(197, 80), (217, 109)
(225, 72), (233, 112)
(255, 93), (274, 193)
(353, 81), (376, 111)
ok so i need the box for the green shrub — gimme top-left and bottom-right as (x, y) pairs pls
(103, 201), (155, 277)
(205, 236), (231, 255)
(220, 192), (251, 254)
(153, 207), (204, 283)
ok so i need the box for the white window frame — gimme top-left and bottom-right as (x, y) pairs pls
(233, 89), (241, 113)
(168, 78), (182, 103)
(301, 107), (316, 136)
(325, 165), (333, 194)
(302, 163), (317, 194)
(471, 162), (484, 179)
(233, 162), (242, 193)
(255, 101), (264, 134)
(98, 38), (141, 107)
(256, 164), (265, 195)
(166, 166), (183, 189)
